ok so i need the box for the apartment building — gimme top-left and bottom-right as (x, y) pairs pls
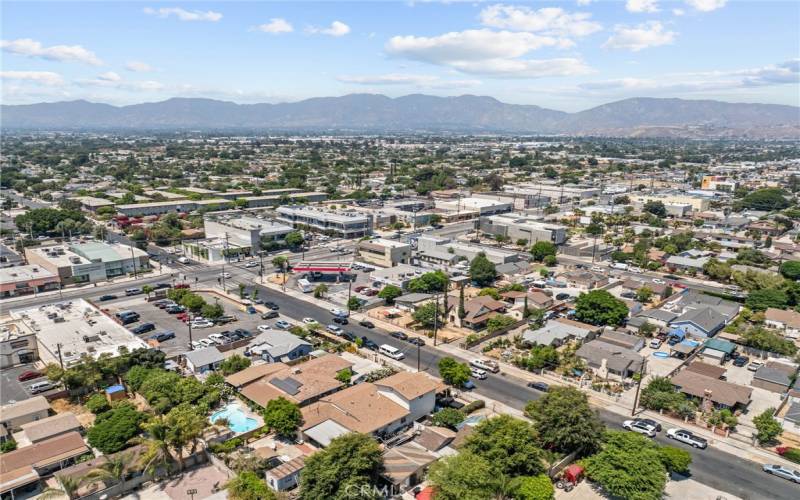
(479, 213), (568, 245)
(276, 205), (372, 238)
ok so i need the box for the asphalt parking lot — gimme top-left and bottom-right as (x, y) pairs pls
(0, 364), (50, 405)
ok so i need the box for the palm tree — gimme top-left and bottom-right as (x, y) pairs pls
(84, 454), (129, 496)
(39, 474), (84, 500)
(135, 417), (175, 479)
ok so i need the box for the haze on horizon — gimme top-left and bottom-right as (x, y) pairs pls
(1, 1), (798, 112)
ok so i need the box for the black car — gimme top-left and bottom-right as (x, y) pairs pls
(733, 355), (750, 367)
(261, 311), (279, 320)
(149, 331), (175, 342)
(361, 337), (379, 351)
(342, 331), (357, 342)
(333, 316), (349, 325)
(233, 328), (253, 338)
(98, 294), (117, 301)
(390, 331), (408, 341)
(664, 275), (679, 280)
(165, 305), (185, 314)
(527, 381), (550, 392)
(131, 322), (156, 334)
(359, 320), (375, 329)
(153, 283), (171, 290)
(223, 331), (243, 341)
(264, 302), (279, 311)
(555, 293), (571, 301)
(408, 337), (426, 346)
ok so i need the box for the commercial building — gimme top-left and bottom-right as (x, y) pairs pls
(243, 191), (327, 208)
(8, 299), (149, 367)
(479, 213), (567, 245)
(701, 176), (738, 192)
(0, 319), (38, 368)
(505, 183), (600, 206)
(416, 235), (520, 267)
(116, 199), (233, 217)
(630, 194), (710, 212)
(0, 265), (60, 298)
(25, 241), (149, 285)
(184, 214), (295, 264)
(276, 205), (372, 238)
(357, 238), (411, 268)
(434, 197), (511, 216)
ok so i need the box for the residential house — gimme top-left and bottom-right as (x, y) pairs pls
(265, 456), (304, 492)
(18, 412), (81, 445)
(182, 347), (224, 374)
(558, 270), (609, 290)
(450, 295), (507, 329)
(626, 309), (678, 334)
(500, 290), (553, 310)
(670, 370), (752, 410)
(665, 254), (710, 272)
(247, 330), (313, 363)
(395, 293), (434, 312)
(575, 340), (644, 379)
(620, 278), (671, 300)
(522, 318), (601, 347)
(0, 397), (51, 432)
(765, 308), (800, 338)
(752, 362), (796, 394)
(684, 361), (727, 380)
(382, 442), (438, 493)
(597, 330), (645, 352)
(374, 371), (441, 423)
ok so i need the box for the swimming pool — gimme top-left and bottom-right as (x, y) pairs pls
(652, 351), (669, 359)
(210, 403), (260, 433)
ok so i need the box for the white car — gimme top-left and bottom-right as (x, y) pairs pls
(666, 428), (708, 449)
(245, 261), (259, 268)
(257, 324), (272, 333)
(326, 324), (343, 335)
(208, 333), (227, 345)
(302, 317), (318, 325)
(198, 339), (214, 348)
(622, 419), (656, 437)
(329, 307), (348, 317)
(190, 341), (203, 350)
(470, 368), (488, 380)
(190, 320), (214, 328)
(219, 272), (232, 279)
(591, 265), (603, 272)
(177, 256), (190, 264)
(763, 464), (800, 483)
(652, 278), (666, 285)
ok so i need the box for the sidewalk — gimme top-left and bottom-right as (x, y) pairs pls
(253, 275), (799, 469)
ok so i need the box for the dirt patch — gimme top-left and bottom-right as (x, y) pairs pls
(50, 397), (96, 427)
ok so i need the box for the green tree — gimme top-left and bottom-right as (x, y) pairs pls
(347, 296), (361, 311)
(753, 408), (783, 445)
(85, 393), (111, 414)
(643, 200), (667, 218)
(142, 284), (154, 298)
(574, 290), (629, 326)
(179, 293), (206, 313)
(469, 252), (497, 287)
(226, 471), (277, 500)
(263, 397), (303, 439)
(431, 408), (465, 430)
(524, 386), (604, 456)
(335, 368), (353, 385)
(438, 357), (471, 387)
(463, 415), (545, 476)
(636, 286), (654, 303)
(640, 376), (685, 412)
(530, 241), (557, 262)
(0, 440), (17, 453)
(272, 255), (288, 268)
(427, 452), (499, 500)
(200, 302), (225, 319)
(377, 284), (402, 304)
(219, 355), (251, 376)
(512, 474), (555, 500)
(486, 314), (516, 333)
(39, 474), (85, 500)
(746, 288), (788, 311)
(162, 404), (207, 470)
(740, 188), (790, 211)
(584, 431), (668, 500)
(703, 258), (732, 281)
(458, 285), (466, 319)
(741, 328), (797, 355)
(87, 402), (146, 454)
(313, 283), (328, 298)
(478, 287), (501, 299)
(285, 231), (305, 248)
(543, 254), (557, 267)
(658, 446), (692, 474)
(780, 261), (800, 280)
(408, 270), (448, 293)
(300, 433), (383, 500)
(413, 301), (441, 329)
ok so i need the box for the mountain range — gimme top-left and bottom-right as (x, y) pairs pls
(2, 94), (799, 139)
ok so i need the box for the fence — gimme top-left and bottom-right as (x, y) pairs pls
(460, 319), (527, 350)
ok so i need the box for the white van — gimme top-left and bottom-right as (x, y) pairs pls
(379, 344), (405, 360)
(297, 279), (314, 293)
(470, 358), (500, 373)
(470, 367), (488, 380)
(612, 262), (629, 271)
(29, 381), (55, 394)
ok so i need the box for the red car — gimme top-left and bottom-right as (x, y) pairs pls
(17, 370), (42, 382)
(174, 283), (190, 289)
(176, 312), (190, 322)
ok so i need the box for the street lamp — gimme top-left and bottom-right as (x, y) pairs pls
(188, 321), (194, 351)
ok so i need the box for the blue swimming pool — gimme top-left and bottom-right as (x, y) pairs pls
(652, 351), (669, 359)
(210, 403), (259, 433)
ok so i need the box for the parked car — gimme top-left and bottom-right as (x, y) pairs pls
(342, 331), (357, 342)
(264, 301), (279, 311)
(208, 334), (227, 345)
(470, 368), (488, 380)
(131, 323), (156, 335)
(149, 331), (175, 342)
(261, 311), (279, 320)
(632, 418), (661, 432)
(29, 381), (56, 394)
(302, 317), (318, 325)
(361, 337), (379, 351)
(555, 293), (571, 301)
(190, 341), (203, 350)
(125, 288), (142, 296)
(332, 316), (349, 325)
(165, 305), (186, 314)
(275, 320), (291, 329)
(666, 428), (707, 449)
(359, 320), (375, 328)
(177, 256), (190, 264)
(17, 370), (42, 382)
(363, 289), (379, 297)
(408, 337), (426, 346)
(622, 419), (656, 437)
(198, 339), (214, 348)
(762, 464), (800, 483)
(257, 324), (271, 333)
(329, 308), (349, 317)
(652, 278), (666, 285)
(190, 320), (214, 329)
(98, 294), (117, 302)
(748, 361), (764, 372)
(462, 380), (476, 390)
(153, 283), (171, 290)
(326, 324), (343, 335)
(245, 261), (259, 268)
(214, 315), (237, 324)
(390, 331), (408, 341)
(649, 339), (662, 349)
(233, 328), (252, 338)
(733, 355), (750, 367)
(527, 381), (549, 392)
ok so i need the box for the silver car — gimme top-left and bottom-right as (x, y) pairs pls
(762, 464), (800, 483)
(666, 428), (708, 449)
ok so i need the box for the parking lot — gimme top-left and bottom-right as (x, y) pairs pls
(0, 363), (53, 405)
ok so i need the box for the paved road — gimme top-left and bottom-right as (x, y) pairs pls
(0, 191), (52, 209)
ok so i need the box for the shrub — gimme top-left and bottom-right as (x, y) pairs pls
(85, 393), (111, 414)
(431, 408), (465, 430)
(461, 399), (485, 415)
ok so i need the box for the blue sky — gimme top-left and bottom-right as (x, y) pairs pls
(2, 1), (798, 111)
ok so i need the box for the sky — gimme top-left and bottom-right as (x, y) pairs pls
(1, 0), (799, 111)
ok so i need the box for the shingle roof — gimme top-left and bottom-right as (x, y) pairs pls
(674, 307), (726, 334)
(301, 382), (409, 435)
(20, 412), (81, 443)
(0, 396), (50, 424)
(375, 371), (442, 400)
(183, 346), (224, 367)
(670, 370), (751, 407)
(753, 366), (792, 387)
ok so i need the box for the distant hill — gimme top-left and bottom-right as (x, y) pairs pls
(2, 94), (798, 138)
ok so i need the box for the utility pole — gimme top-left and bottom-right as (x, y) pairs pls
(130, 245), (138, 279)
(56, 343), (64, 369)
(259, 250), (264, 284)
(432, 293), (440, 347)
(282, 261), (287, 292)
(417, 342), (420, 372)
(631, 359), (647, 417)
(222, 232), (229, 292)
(188, 321), (194, 351)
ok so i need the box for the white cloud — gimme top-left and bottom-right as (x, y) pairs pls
(672, 8), (685, 16)
(626, 0), (660, 13)
(1, 38), (102, 66)
(143, 7), (222, 22)
(307, 21), (351, 37)
(0, 70), (64, 86)
(336, 73), (481, 88)
(386, 29), (591, 78)
(78, 73), (164, 91)
(685, 0), (727, 12)
(125, 61), (154, 72)
(576, 0), (593, 5)
(257, 18), (293, 34)
(603, 22), (676, 51)
(97, 71), (122, 82)
(478, 5), (602, 38)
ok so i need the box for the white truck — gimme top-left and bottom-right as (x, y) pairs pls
(612, 262), (629, 271)
(297, 278), (314, 293)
